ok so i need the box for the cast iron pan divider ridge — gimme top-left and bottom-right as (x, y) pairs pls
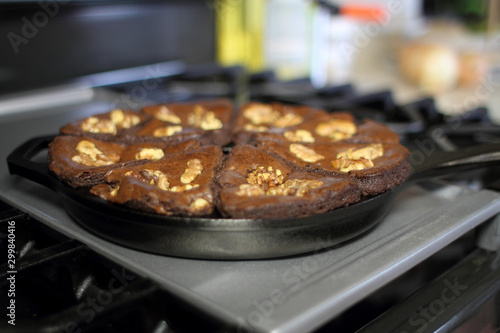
(6, 135), (500, 259)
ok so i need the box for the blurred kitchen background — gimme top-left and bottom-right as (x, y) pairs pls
(0, 0), (499, 121)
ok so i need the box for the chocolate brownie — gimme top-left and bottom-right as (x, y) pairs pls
(232, 102), (326, 145)
(49, 136), (202, 188)
(216, 145), (361, 219)
(141, 98), (234, 145)
(50, 99), (412, 219)
(248, 111), (400, 145)
(90, 145), (223, 216)
(257, 141), (411, 195)
(48, 136), (144, 187)
(135, 119), (209, 144)
(60, 109), (149, 143)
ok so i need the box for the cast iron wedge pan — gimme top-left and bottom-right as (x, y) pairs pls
(7, 135), (500, 260)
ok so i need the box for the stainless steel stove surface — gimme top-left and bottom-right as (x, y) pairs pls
(1, 75), (500, 333)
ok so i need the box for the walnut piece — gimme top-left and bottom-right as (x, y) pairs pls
(153, 125), (183, 137)
(71, 140), (119, 167)
(243, 104), (280, 125)
(81, 117), (116, 134)
(267, 179), (323, 197)
(180, 159), (203, 184)
(80, 110), (140, 134)
(110, 185), (120, 197)
(125, 169), (170, 191)
(235, 165), (324, 197)
(153, 105), (181, 124)
(135, 148), (165, 161)
(244, 124), (268, 132)
(284, 129), (315, 143)
(74, 140), (101, 159)
(332, 144), (384, 172)
(247, 166), (284, 190)
(188, 105), (223, 130)
(236, 179), (323, 197)
(189, 198), (211, 213)
(235, 184), (266, 197)
(170, 184), (200, 192)
(315, 119), (357, 141)
(332, 157), (374, 172)
(274, 113), (304, 128)
(110, 109), (141, 129)
(337, 143), (384, 160)
(289, 144), (325, 163)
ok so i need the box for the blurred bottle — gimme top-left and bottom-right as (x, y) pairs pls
(263, 0), (314, 80)
(215, 0), (314, 80)
(215, 0), (266, 72)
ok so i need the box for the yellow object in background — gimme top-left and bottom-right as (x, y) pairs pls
(215, 0), (266, 72)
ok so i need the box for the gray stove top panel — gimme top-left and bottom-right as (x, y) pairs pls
(1, 92), (500, 333)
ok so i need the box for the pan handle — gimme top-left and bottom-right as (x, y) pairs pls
(7, 135), (59, 190)
(409, 143), (500, 181)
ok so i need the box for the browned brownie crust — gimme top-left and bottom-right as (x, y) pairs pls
(257, 141), (411, 195)
(135, 118), (209, 144)
(60, 109), (150, 143)
(48, 136), (144, 188)
(232, 102), (326, 145)
(90, 145), (223, 217)
(141, 98), (234, 146)
(49, 136), (202, 188)
(248, 113), (400, 146)
(119, 139), (200, 162)
(215, 145), (361, 219)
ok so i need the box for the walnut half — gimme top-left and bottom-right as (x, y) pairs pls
(110, 109), (140, 129)
(153, 125), (183, 137)
(315, 119), (356, 142)
(332, 144), (384, 172)
(180, 159), (203, 184)
(71, 140), (119, 167)
(273, 113), (303, 128)
(283, 129), (315, 143)
(81, 117), (116, 134)
(243, 104), (280, 125)
(188, 105), (223, 130)
(80, 109), (141, 134)
(289, 144), (325, 163)
(135, 148), (165, 161)
(153, 105), (181, 124)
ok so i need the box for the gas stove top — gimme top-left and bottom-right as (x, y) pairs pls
(1, 64), (500, 333)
